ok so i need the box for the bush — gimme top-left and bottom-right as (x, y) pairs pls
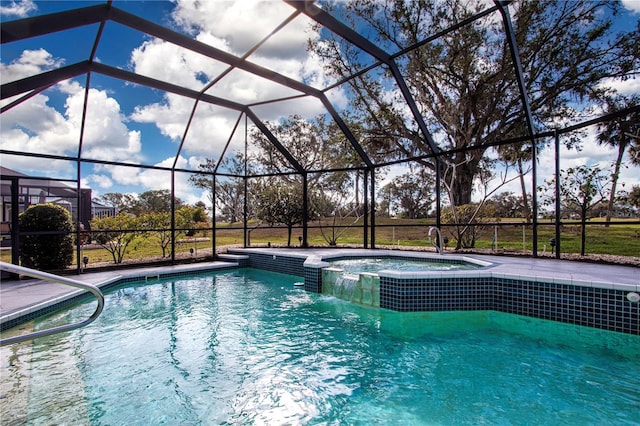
(19, 203), (74, 270)
(442, 203), (497, 249)
(91, 213), (140, 264)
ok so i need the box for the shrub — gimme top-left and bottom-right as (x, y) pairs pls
(19, 203), (74, 270)
(442, 203), (498, 249)
(91, 213), (141, 264)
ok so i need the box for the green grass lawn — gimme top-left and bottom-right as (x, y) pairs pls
(220, 217), (640, 257)
(79, 237), (216, 265)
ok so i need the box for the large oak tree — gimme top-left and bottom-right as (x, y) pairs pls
(312, 0), (638, 208)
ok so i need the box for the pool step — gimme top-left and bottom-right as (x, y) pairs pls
(217, 254), (250, 267)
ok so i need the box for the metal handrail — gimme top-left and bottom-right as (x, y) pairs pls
(428, 226), (444, 254)
(0, 262), (105, 346)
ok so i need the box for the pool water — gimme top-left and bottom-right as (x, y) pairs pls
(1, 268), (639, 425)
(328, 257), (477, 273)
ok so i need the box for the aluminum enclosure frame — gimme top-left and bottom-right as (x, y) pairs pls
(1, 0), (638, 269)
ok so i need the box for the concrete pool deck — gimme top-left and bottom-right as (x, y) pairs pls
(1, 249), (639, 327)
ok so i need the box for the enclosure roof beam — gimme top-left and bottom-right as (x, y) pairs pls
(0, 83), (55, 114)
(495, 0), (539, 255)
(284, 1), (390, 63)
(90, 63), (246, 111)
(387, 62), (441, 156)
(1, 61), (248, 113)
(245, 108), (305, 174)
(288, 0), (442, 159)
(107, 7), (322, 99)
(319, 94), (373, 169)
(2, 3), (370, 175)
(0, 4), (108, 43)
(390, 3), (507, 60)
(495, 1), (536, 141)
(1, 61), (91, 100)
(1, 3), (324, 100)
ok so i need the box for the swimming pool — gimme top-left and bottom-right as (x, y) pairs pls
(2, 268), (639, 424)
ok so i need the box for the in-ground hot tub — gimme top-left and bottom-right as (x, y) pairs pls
(226, 248), (638, 335)
(317, 253), (491, 308)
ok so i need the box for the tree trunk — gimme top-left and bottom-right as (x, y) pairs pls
(448, 170), (475, 207)
(354, 171), (360, 212)
(517, 158), (531, 222)
(580, 207), (587, 256)
(442, 155), (484, 208)
(605, 144), (625, 227)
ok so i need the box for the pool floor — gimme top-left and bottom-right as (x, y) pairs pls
(1, 268), (639, 425)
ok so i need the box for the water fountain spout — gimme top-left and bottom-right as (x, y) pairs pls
(428, 226), (444, 255)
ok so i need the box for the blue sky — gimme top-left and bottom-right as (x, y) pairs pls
(1, 0), (639, 206)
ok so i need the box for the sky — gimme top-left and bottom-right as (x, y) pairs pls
(1, 0), (639, 208)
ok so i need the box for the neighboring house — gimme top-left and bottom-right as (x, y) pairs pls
(92, 198), (118, 220)
(0, 167), (116, 247)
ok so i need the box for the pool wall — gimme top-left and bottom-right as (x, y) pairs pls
(225, 251), (306, 277)
(230, 249), (639, 335)
(379, 273), (637, 334)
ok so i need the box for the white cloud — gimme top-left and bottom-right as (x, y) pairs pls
(599, 76), (640, 96)
(90, 157), (205, 205)
(172, 0), (306, 57)
(101, 164), (143, 187)
(137, 158), (178, 190)
(0, 93), (78, 155)
(1, 48), (145, 183)
(130, 94), (191, 141)
(0, 49), (63, 83)
(59, 80), (143, 163)
(536, 141), (639, 190)
(131, 93), (245, 158)
(130, 38), (228, 91)
(135, 156), (203, 204)
(1, 79), (142, 164)
(0, 152), (76, 180)
(250, 94), (330, 124)
(480, 133), (640, 203)
(0, 0), (36, 18)
(83, 174), (113, 190)
(622, 0), (640, 13)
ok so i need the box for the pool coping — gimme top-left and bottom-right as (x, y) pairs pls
(302, 255), (637, 293)
(233, 248), (639, 290)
